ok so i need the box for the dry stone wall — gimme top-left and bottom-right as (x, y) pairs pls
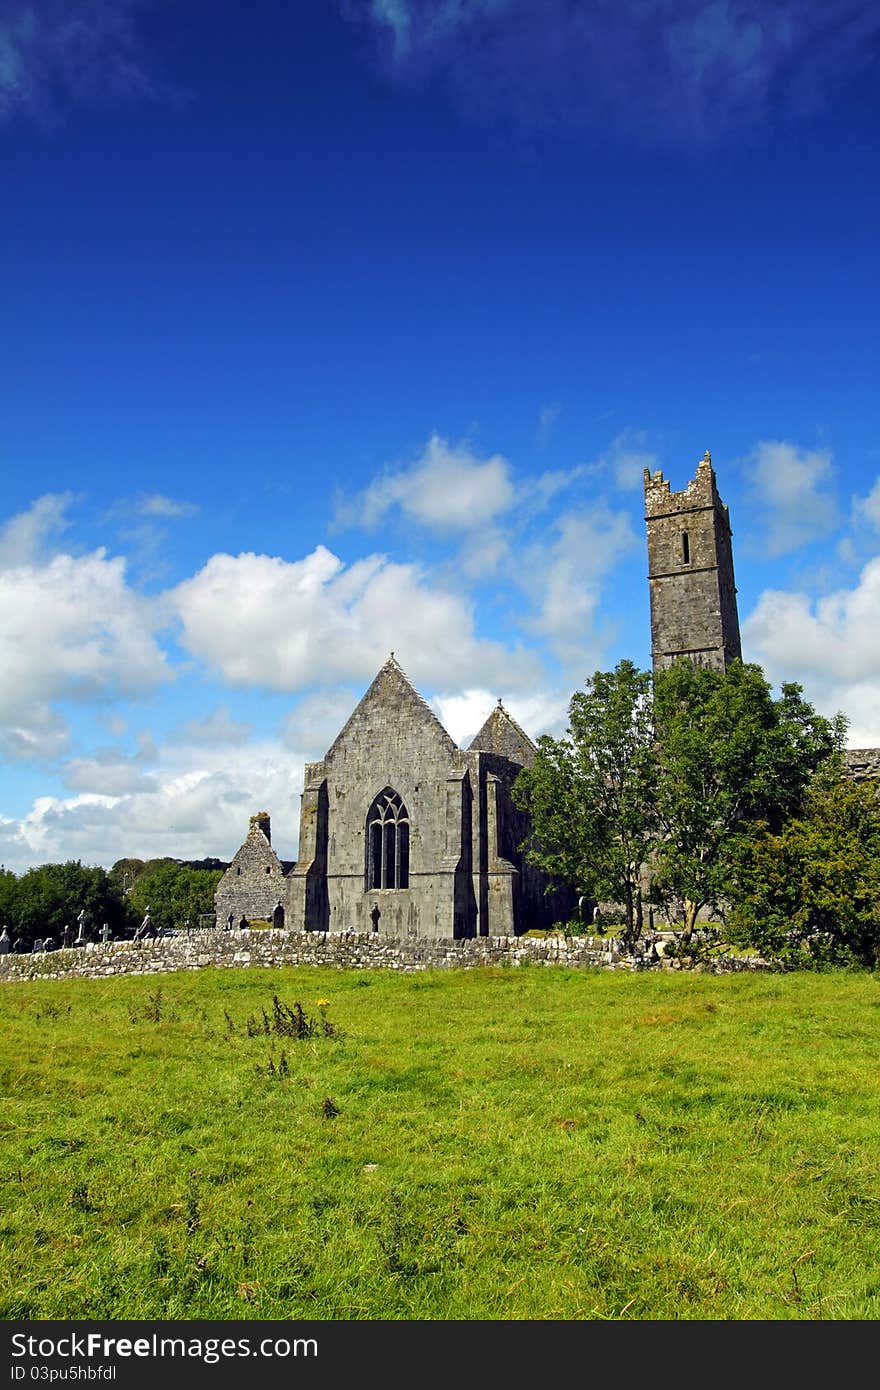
(0, 929), (779, 983)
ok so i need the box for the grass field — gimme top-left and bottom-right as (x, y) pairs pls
(1, 964), (878, 1320)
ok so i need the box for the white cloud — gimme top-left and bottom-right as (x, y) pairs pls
(744, 440), (839, 555)
(170, 708), (254, 746)
(0, 537), (170, 762)
(0, 492), (76, 567)
(431, 686), (569, 746)
(171, 545), (541, 694)
(599, 430), (661, 492)
(279, 689), (362, 755)
(337, 433), (516, 532)
(3, 736), (304, 873)
(134, 493), (197, 519)
(521, 505), (637, 676)
(743, 554), (880, 744)
(853, 477), (880, 532)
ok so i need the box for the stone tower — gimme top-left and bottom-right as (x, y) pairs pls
(644, 450), (742, 672)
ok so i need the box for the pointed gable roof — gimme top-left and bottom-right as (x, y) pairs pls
(467, 700), (537, 767)
(323, 654), (459, 762)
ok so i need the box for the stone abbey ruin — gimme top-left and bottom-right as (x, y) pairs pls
(215, 451), (880, 939)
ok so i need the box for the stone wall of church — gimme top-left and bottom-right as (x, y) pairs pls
(215, 815), (286, 928)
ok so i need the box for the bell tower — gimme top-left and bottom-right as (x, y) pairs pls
(644, 451), (742, 672)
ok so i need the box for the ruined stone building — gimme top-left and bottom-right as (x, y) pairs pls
(644, 450), (742, 673)
(216, 449), (876, 936)
(215, 658), (574, 938)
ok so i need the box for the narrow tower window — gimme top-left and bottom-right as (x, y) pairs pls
(681, 531), (690, 565)
(365, 787), (410, 889)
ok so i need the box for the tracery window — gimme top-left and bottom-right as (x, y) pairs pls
(366, 787), (410, 889)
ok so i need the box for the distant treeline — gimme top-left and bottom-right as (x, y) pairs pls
(0, 857), (226, 950)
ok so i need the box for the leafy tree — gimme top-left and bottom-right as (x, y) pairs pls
(650, 661), (845, 938)
(514, 661), (657, 944)
(128, 860), (223, 932)
(0, 868), (19, 938)
(8, 862), (130, 949)
(727, 772), (880, 967)
(108, 858), (147, 897)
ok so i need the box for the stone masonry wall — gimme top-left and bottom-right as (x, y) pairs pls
(644, 454), (742, 671)
(215, 816), (286, 928)
(0, 929), (780, 983)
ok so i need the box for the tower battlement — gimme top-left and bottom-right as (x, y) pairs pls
(644, 451), (742, 673)
(644, 451), (724, 516)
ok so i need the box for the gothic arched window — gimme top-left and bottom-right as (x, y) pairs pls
(366, 787), (410, 890)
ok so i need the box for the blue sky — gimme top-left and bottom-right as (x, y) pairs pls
(1, 0), (879, 871)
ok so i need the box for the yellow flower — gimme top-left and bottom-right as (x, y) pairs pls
(316, 998), (330, 1008)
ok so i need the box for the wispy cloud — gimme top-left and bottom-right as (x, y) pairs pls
(0, 492), (76, 567)
(598, 429), (661, 492)
(744, 439), (839, 556)
(346, 0), (880, 147)
(0, 1), (165, 123)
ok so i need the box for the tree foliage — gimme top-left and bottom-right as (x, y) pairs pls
(513, 661), (656, 942)
(650, 661), (845, 936)
(727, 772), (880, 967)
(515, 658), (846, 948)
(0, 862), (131, 949)
(127, 860), (223, 932)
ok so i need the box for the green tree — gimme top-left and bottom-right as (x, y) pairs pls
(728, 772), (880, 967)
(128, 860), (223, 932)
(514, 661), (657, 944)
(108, 858), (147, 897)
(9, 862), (130, 948)
(650, 661), (845, 938)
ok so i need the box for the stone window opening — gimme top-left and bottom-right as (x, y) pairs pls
(366, 787), (410, 890)
(681, 530), (690, 565)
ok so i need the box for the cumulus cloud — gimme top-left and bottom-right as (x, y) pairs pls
(0, 1), (163, 123)
(853, 476), (880, 531)
(0, 492), (76, 567)
(170, 708), (254, 747)
(170, 544), (541, 694)
(279, 689), (363, 755)
(744, 440), (839, 556)
(0, 500), (171, 761)
(347, 0), (880, 148)
(3, 736), (304, 873)
(743, 554), (880, 744)
(431, 685), (569, 746)
(520, 505), (637, 676)
(336, 434), (516, 532)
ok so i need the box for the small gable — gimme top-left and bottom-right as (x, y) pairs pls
(468, 700), (537, 767)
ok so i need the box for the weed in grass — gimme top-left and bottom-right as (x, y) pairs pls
(128, 988), (177, 1025)
(68, 1182), (95, 1213)
(321, 1096), (339, 1119)
(259, 1050), (290, 1079)
(240, 995), (338, 1041)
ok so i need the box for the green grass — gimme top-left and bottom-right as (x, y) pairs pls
(1, 966), (878, 1320)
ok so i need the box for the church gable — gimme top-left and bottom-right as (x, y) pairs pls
(322, 654), (459, 769)
(468, 701), (537, 768)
